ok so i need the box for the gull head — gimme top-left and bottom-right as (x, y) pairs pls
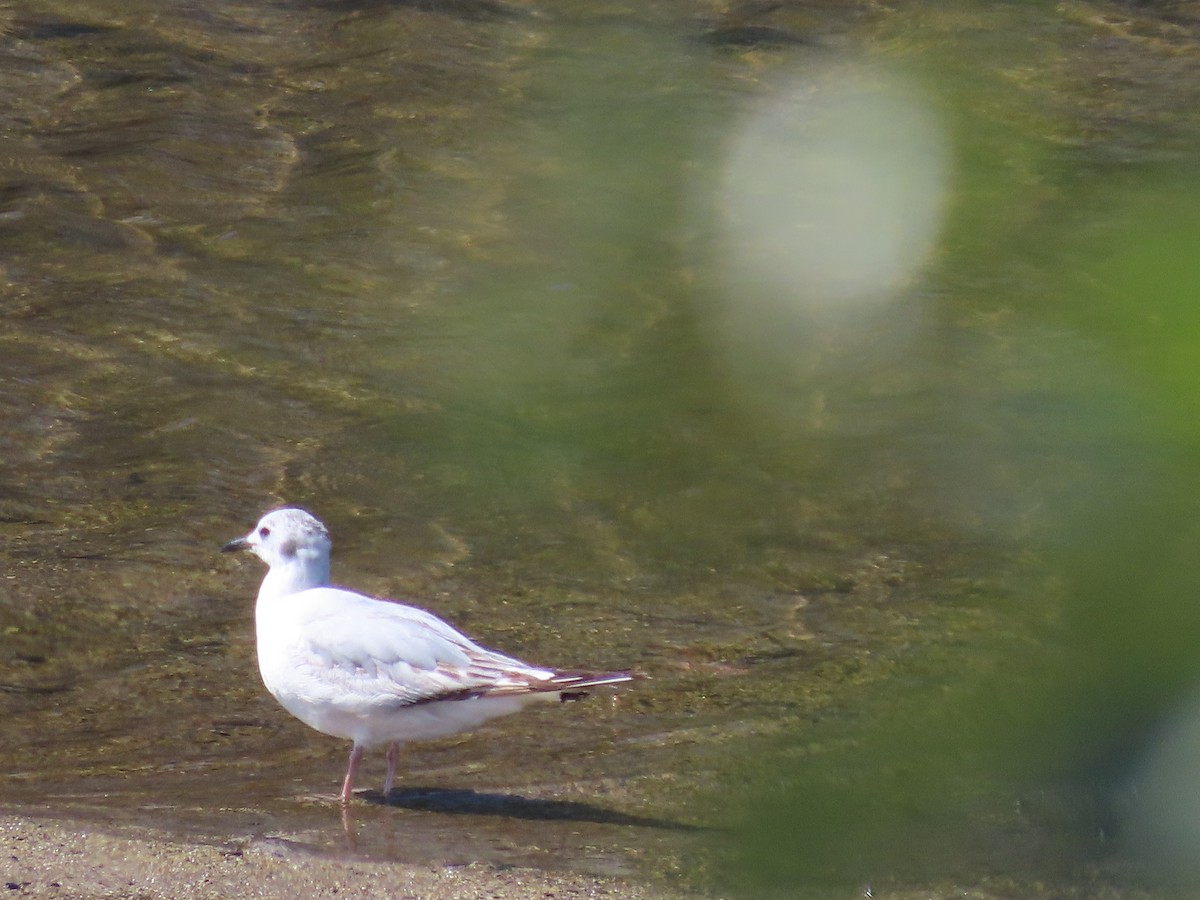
(222, 507), (332, 578)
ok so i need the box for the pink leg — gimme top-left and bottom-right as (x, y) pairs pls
(341, 744), (364, 804)
(383, 742), (401, 796)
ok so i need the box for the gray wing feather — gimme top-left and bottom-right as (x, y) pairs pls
(288, 588), (558, 709)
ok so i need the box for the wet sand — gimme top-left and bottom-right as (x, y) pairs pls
(2, 813), (694, 899)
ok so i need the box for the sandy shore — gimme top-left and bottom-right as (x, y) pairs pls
(2, 814), (693, 900)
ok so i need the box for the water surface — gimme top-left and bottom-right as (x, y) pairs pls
(5, 0), (1200, 895)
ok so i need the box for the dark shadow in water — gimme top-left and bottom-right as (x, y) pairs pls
(307, 0), (520, 21)
(361, 786), (706, 832)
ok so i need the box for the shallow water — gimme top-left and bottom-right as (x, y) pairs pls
(5, 0), (1200, 895)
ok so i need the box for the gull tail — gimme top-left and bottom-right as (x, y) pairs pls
(547, 670), (635, 702)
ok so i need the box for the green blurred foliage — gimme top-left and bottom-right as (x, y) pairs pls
(717, 45), (1200, 900)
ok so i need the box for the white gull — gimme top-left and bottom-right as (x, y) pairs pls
(222, 507), (632, 803)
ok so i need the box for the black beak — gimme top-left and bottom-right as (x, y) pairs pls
(222, 537), (251, 553)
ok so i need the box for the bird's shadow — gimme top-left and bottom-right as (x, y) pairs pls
(362, 786), (704, 832)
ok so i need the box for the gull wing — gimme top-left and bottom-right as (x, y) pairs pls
(280, 587), (574, 710)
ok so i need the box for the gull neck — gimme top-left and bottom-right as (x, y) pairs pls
(258, 549), (331, 601)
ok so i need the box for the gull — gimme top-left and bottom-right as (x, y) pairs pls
(222, 507), (632, 803)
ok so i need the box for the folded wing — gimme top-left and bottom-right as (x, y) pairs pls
(283, 588), (629, 713)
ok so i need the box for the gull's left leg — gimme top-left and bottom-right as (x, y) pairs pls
(341, 744), (365, 803)
(383, 742), (402, 796)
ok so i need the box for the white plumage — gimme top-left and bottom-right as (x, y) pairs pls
(223, 508), (631, 802)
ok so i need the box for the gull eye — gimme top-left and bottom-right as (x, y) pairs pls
(258, 526), (271, 539)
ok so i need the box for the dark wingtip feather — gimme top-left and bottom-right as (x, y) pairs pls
(549, 670), (635, 689)
(549, 670), (636, 701)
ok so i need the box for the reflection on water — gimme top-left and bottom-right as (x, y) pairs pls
(4, 0), (1200, 895)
